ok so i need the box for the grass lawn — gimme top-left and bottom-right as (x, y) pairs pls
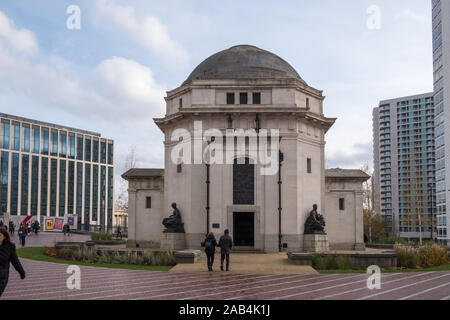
(17, 247), (173, 272)
(318, 263), (450, 274)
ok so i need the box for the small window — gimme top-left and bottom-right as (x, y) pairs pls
(253, 92), (261, 104)
(240, 92), (248, 104)
(339, 198), (345, 211)
(227, 93), (235, 105)
(177, 163), (182, 173)
(307, 158), (312, 173)
(179, 98), (183, 108)
(306, 97), (310, 109)
(146, 197), (152, 209)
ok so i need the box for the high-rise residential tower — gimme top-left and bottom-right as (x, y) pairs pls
(0, 113), (114, 231)
(432, 0), (450, 245)
(373, 93), (435, 241)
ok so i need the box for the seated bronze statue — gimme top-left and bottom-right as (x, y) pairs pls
(162, 203), (185, 233)
(304, 204), (326, 235)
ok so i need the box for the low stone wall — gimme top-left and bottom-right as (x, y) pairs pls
(288, 251), (398, 270)
(365, 244), (395, 249)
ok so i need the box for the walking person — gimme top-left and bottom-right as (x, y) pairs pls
(116, 225), (122, 239)
(0, 228), (25, 296)
(202, 232), (217, 271)
(33, 221), (40, 235)
(218, 229), (233, 272)
(8, 221), (14, 236)
(17, 224), (27, 247)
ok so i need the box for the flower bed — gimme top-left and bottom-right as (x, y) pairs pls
(394, 243), (448, 269)
(43, 247), (176, 266)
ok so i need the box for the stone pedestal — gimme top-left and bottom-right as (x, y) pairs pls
(160, 232), (186, 250)
(303, 234), (329, 253)
(174, 250), (202, 264)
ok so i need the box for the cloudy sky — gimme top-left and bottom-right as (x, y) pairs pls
(0, 0), (433, 183)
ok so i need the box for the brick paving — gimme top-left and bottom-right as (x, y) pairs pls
(1, 259), (449, 300)
(1, 233), (449, 300)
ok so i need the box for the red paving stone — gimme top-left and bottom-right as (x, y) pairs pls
(1, 234), (449, 300)
(1, 259), (449, 300)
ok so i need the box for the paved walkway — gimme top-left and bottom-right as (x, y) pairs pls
(2, 258), (450, 300)
(11, 232), (91, 248)
(3, 233), (449, 300)
(171, 253), (318, 275)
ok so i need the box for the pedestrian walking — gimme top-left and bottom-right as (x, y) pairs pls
(116, 225), (122, 239)
(63, 223), (71, 236)
(218, 229), (233, 272)
(8, 221), (14, 235)
(202, 232), (217, 271)
(0, 228), (25, 296)
(35, 221), (40, 235)
(17, 224), (27, 247)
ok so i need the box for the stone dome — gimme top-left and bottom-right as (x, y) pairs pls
(182, 45), (306, 86)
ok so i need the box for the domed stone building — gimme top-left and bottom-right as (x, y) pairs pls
(123, 45), (369, 253)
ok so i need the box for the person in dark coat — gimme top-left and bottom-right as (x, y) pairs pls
(18, 224), (27, 247)
(218, 229), (233, 271)
(202, 232), (217, 271)
(8, 221), (14, 235)
(0, 228), (25, 296)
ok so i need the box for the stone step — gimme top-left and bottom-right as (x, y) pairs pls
(232, 246), (264, 254)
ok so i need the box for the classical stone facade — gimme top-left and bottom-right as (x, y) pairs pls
(123, 45), (369, 253)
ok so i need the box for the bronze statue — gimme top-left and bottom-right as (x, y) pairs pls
(162, 203), (185, 233)
(304, 204), (326, 235)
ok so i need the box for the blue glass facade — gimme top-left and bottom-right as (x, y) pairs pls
(10, 153), (19, 215)
(23, 126), (30, 152)
(31, 156), (39, 216)
(1, 122), (9, 149)
(51, 131), (58, 156)
(59, 160), (66, 215)
(84, 163), (91, 226)
(60, 133), (67, 157)
(77, 136), (83, 161)
(100, 166), (106, 226)
(76, 162), (82, 216)
(92, 165), (98, 221)
(41, 157), (48, 216)
(20, 155), (29, 215)
(50, 158), (57, 216)
(0, 114), (113, 231)
(33, 128), (40, 154)
(68, 161), (74, 215)
(13, 124), (20, 151)
(0, 152), (8, 213)
(42, 129), (49, 155)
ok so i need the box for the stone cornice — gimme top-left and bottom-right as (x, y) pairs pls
(154, 108), (336, 133)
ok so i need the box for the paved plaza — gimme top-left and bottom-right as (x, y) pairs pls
(1, 233), (449, 300)
(1, 259), (449, 300)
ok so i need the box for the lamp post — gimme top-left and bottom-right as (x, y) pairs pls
(205, 142), (211, 236)
(278, 146), (284, 252)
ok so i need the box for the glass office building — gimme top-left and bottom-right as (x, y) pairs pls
(432, 0), (449, 245)
(373, 93), (436, 240)
(0, 113), (114, 231)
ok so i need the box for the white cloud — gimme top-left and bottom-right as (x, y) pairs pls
(0, 11), (38, 55)
(95, 0), (189, 67)
(395, 9), (429, 24)
(94, 56), (165, 114)
(0, 11), (166, 124)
